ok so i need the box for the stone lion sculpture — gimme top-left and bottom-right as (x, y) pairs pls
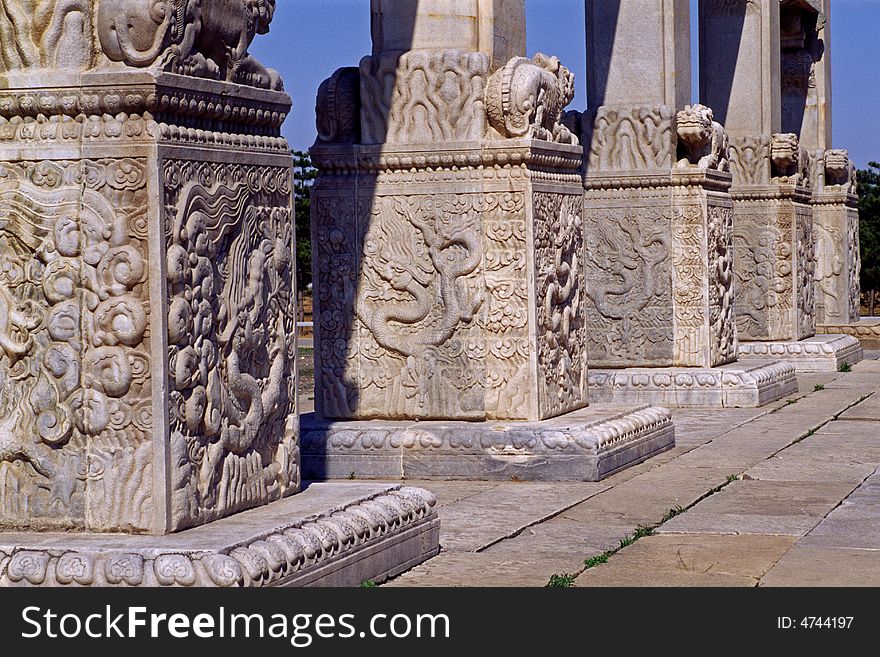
(770, 132), (814, 186)
(485, 53), (579, 145)
(675, 104), (728, 171)
(824, 148), (857, 192)
(97, 0), (283, 89)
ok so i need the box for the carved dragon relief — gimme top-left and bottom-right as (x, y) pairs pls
(163, 161), (298, 530)
(97, 0), (283, 89)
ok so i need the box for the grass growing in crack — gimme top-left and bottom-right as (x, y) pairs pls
(814, 383), (825, 391)
(661, 506), (684, 523)
(805, 428), (817, 438)
(633, 524), (655, 539)
(785, 398), (798, 406)
(546, 573), (576, 587)
(840, 362), (853, 373)
(576, 473), (743, 580)
(360, 580), (378, 588)
(583, 553), (612, 569)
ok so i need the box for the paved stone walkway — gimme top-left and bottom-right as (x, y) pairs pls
(378, 353), (880, 587)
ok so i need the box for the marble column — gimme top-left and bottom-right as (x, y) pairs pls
(580, 0), (796, 406)
(0, 1), (439, 588)
(781, 2), (861, 332)
(700, 0), (861, 371)
(305, 0), (674, 479)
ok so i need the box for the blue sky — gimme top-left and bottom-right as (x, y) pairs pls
(251, 0), (880, 167)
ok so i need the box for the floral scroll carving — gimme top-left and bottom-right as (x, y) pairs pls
(586, 105), (675, 172)
(0, 159), (152, 532)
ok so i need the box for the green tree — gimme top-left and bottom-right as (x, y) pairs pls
(858, 162), (880, 315)
(292, 150), (317, 291)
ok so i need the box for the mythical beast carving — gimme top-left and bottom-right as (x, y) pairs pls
(97, 0), (283, 89)
(486, 53), (578, 144)
(675, 104), (729, 171)
(770, 132), (810, 185)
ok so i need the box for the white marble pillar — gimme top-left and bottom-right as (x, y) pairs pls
(700, 0), (814, 344)
(581, 0), (738, 370)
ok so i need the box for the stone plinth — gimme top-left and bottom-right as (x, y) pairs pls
(583, 166), (737, 369)
(311, 138), (588, 423)
(0, 484), (439, 587)
(817, 320), (880, 350)
(301, 406), (674, 482)
(732, 181), (816, 342)
(0, 69), (300, 535)
(589, 361), (798, 408)
(738, 335), (863, 373)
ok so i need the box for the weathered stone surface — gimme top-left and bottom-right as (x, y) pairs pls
(760, 546), (880, 586)
(738, 334), (863, 372)
(0, 10), (298, 534)
(838, 395), (880, 420)
(576, 534), (797, 587)
(659, 480), (857, 536)
(0, 484), (440, 587)
(385, 552), (559, 588)
(301, 405), (675, 481)
(589, 361), (797, 407)
(435, 482), (608, 552)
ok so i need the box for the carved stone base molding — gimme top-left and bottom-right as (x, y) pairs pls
(589, 361), (798, 408)
(732, 184), (816, 342)
(817, 321), (880, 350)
(300, 406), (674, 482)
(737, 335), (863, 373)
(0, 484), (439, 587)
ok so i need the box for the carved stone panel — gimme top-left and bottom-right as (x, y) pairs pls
(0, 73), (298, 534)
(0, 158), (153, 532)
(584, 182), (735, 369)
(312, 168), (584, 422)
(161, 158), (298, 531)
(814, 201), (860, 325)
(733, 193), (815, 341)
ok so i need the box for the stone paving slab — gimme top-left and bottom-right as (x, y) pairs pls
(838, 393), (880, 420)
(386, 364), (880, 587)
(575, 534), (797, 587)
(760, 546), (880, 586)
(479, 517), (634, 574)
(433, 482), (609, 552)
(385, 552), (567, 588)
(659, 481), (858, 536)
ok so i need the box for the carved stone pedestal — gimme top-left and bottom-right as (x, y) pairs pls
(301, 406), (673, 482)
(589, 361), (798, 408)
(738, 335), (863, 373)
(733, 183), (816, 344)
(0, 484), (439, 587)
(817, 321), (880, 350)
